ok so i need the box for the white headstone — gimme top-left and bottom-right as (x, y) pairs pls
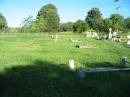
(55, 33), (58, 42)
(127, 35), (130, 39)
(108, 28), (112, 39)
(112, 31), (117, 37)
(127, 35), (130, 47)
(68, 60), (75, 70)
(127, 41), (130, 48)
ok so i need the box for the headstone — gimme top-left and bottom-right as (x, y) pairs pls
(120, 56), (127, 66)
(112, 31), (117, 41)
(86, 32), (91, 38)
(127, 35), (130, 47)
(68, 60), (75, 70)
(94, 32), (98, 38)
(108, 28), (112, 39)
(69, 38), (81, 43)
(54, 33), (58, 42)
(112, 31), (117, 37)
(116, 35), (121, 42)
(127, 35), (130, 39)
(127, 41), (130, 48)
(85, 32), (98, 38)
(51, 35), (54, 39)
(77, 67), (86, 78)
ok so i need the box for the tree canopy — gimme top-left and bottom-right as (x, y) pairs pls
(103, 18), (113, 33)
(37, 4), (60, 32)
(73, 20), (87, 33)
(85, 8), (103, 32)
(59, 22), (74, 32)
(0, 13), (7, 30)
(1, 4), (129, 34)
(110, 13), (124, 31)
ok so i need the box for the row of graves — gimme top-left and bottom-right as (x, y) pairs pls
(85, 31), (98, 38)
(69, 38), (98, 49)
(84, 28), (130, 48)
(51, 28), (130, 48)
(108, 28), (121, 42)
(108, 28), (130, 48)
(70, 28), (122, 49)
(84, 28), (122, 42)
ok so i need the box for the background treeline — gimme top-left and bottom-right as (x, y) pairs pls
(0, 4), (130, 34)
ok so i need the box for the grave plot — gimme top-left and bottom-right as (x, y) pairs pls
(69, 38), (81, 43)
(76, 44), (98, 48)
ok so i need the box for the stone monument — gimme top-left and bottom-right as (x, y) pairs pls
(108, 28), (112, 39)
(68, 60), (75, 70)
(120, 56), (127, 66)
(54, 33), (58, 42)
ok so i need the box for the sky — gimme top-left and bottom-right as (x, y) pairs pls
(0, 0), (130, 27)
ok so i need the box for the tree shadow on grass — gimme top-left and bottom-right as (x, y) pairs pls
(0, 60), (130, 97)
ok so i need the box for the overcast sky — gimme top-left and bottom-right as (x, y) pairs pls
(0, 0), (130, 27)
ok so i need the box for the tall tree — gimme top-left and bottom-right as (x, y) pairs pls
(0, 13), (7, 30)
(37, 4), (60, 32)
(85, 8), (103, 32)
(73, 20), (87, 33)
(103, 18), (113, 33)
(110, 13), (124, 31)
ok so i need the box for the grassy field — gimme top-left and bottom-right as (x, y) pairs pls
(0, 32), (130, 97)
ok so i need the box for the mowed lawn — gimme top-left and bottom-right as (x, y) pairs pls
(0, 32), (130, 97)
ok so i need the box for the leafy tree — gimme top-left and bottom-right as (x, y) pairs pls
(103, 18), (113, 33)
(124, 17), (130, 29)
(85, 8), (103, 32)
(0, 13), (7, 31)
(37, 4), (60, 32)
(73, 20), (87, 33)
(33, 17), (47, 32)
(60, 22), (74, 32)
(110, 13), (124, 31)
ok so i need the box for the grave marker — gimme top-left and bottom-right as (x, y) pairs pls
(68, 60), (75, 70)
(120, 56), (127, 66)
(108, 28), (112, 39)
(127, 35), (130, 47)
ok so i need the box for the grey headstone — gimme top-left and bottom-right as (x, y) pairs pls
(77, 67), (86, 78)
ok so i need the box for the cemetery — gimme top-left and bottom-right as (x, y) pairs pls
(0, 0), (130, 97)
(0, 32), (130, 97)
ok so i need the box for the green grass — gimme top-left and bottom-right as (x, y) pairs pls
(0, 32), (130, 97)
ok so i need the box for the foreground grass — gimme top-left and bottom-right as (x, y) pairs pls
(0, 32), (130, 97)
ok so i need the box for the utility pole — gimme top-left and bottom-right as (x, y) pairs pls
(114, 0), (120, 32)
(115, 0), (120, 14)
